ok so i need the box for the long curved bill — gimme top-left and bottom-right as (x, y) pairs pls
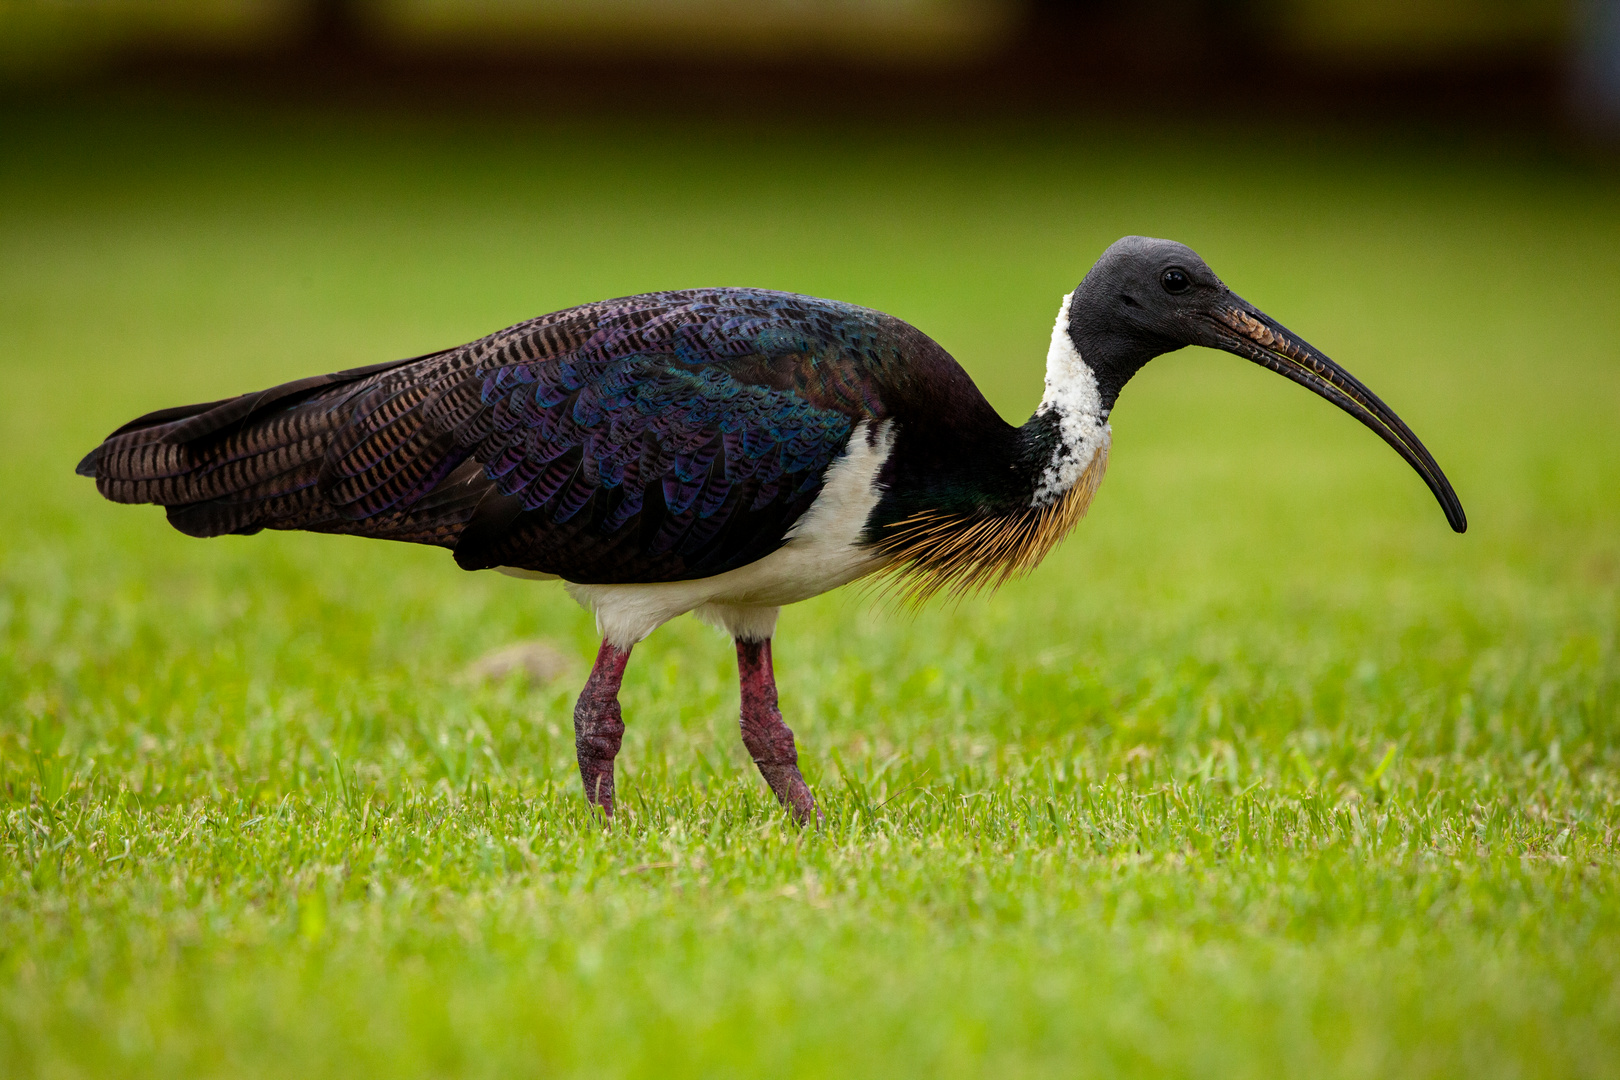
(1211, 300), (1467, 533)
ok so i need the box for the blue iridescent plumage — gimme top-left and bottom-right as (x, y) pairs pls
(77, 287), (1012, 585)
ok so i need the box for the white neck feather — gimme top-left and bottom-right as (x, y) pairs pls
(1031, 291), (1111, 508)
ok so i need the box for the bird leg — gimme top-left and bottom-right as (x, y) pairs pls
(735, 638), (819, 825)
(574, 640), (631, 818)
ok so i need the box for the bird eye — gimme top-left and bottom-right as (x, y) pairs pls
(1161, 267), (1191, 294)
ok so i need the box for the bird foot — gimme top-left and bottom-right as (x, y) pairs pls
(736, 638), (820, 826)
(754, 762), (820, 826)
(574, 641), (631, 819)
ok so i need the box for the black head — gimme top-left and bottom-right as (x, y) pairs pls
(1068, 236), (1232, 407)
(1067, 235), (1466, 533)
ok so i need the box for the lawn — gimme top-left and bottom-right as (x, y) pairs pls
(2, 97), (1618, 1079)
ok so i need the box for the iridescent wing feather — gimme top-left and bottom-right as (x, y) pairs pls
(79, 289), (915, 584)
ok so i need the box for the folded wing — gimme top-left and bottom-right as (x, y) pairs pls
(78, 289), (899, 584)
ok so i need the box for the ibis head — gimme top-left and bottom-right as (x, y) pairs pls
(1067, 236), (1466, 533)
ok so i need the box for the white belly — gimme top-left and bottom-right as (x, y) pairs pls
(508, 420), (896, 648)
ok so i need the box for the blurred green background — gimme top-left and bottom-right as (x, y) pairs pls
(3, 4), (1620, 1078)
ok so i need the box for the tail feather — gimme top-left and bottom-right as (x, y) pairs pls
(78, 349), (491, 546)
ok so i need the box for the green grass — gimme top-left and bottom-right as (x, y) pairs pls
(2, 98), (1618, 1078)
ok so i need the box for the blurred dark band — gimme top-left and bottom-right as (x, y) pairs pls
(2, 0), (1616, 137)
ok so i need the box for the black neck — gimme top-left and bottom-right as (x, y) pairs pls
(867, 406), (1067, 537)
(1067, 314), (1175, 415)
(866, 291), (1163, 538)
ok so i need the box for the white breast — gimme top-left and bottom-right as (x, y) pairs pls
(548, 420), (897, 649)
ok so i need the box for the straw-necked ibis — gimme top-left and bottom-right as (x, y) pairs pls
(79, 236), (1466, 823)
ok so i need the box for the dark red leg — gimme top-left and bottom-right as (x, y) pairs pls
(574, 640), (631, 817)
(736, 638), (819, 825)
